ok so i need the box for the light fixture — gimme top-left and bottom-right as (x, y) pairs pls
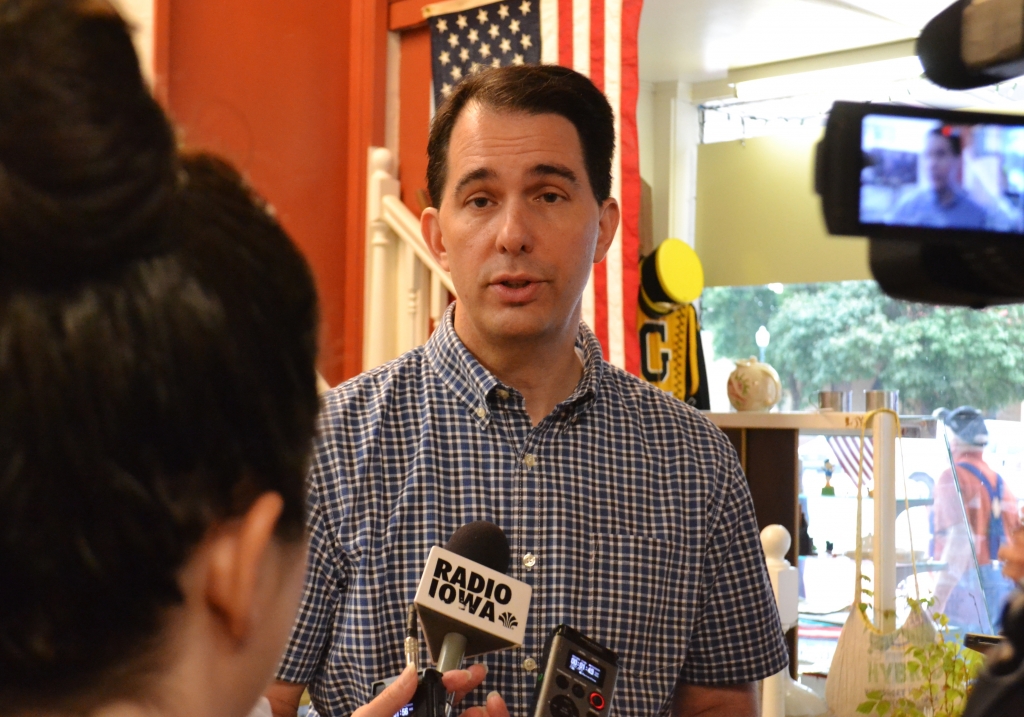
(755, 325), (771, 363)
(732, 55), (925, 102)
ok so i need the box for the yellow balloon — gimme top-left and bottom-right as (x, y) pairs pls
(655, 238), (704, 304)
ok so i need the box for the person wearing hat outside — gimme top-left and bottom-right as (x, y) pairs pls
(932, 407), (1021, 628)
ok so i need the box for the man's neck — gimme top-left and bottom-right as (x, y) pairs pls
(954, 447), (984, 462)
(935, 185), (956, 207)
(454, 318), (584, 427)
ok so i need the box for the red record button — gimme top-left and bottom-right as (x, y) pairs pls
(589, 692), (605, 711)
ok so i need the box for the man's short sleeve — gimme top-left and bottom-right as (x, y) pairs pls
(680, 447), (789, 684)
(275, 480), (341, 685)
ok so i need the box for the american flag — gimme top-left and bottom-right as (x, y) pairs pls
(425, 0), (644, 373)
(827, 435), (875, 488)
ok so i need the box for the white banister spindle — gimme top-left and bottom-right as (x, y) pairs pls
(364, 148), (401, 370)
(430, 272), (447, 328)
(760, 525), (827, 717)
(414, 261), (431, 347)
(364, 147), (457, 370)
(395, 240), (414, 356)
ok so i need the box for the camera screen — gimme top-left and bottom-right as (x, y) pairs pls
(859, 114), (1024, 233)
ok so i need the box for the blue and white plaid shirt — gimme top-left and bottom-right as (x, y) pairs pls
(277, 304), (788, 716)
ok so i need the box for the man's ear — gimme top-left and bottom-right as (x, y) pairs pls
(205, 492), (285, 643)
(421, 206), (450, 273)
(593, 198), (620, 264)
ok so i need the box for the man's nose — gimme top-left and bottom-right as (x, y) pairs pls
(494, 199), (534, 256)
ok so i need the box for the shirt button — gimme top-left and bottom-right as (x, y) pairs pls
(522, 552), (537, 570)
(522, 657), (538, 672)
(475, 406), (487, 419)
(496, 389), (509, 399)
(523, 453), (537, 469)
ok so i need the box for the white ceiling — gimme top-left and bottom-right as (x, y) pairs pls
(638, 0), (955, 83)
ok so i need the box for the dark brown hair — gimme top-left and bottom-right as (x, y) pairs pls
(0, 0), (319, 709)
(929, 127), (963, 157)
(426, 64), (615, 208)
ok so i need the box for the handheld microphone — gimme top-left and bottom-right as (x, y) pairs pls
(413, 521), (532, 672)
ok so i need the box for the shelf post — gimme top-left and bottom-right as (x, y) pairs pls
(873, 411), (897, 631)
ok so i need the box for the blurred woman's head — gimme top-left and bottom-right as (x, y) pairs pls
(0, 1), (319, 714)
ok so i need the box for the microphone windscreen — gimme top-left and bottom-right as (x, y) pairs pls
(444, 521), (511, 575)
(918, 0), (1007, 90)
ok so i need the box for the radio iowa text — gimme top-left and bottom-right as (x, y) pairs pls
(428, 558), (516, 626)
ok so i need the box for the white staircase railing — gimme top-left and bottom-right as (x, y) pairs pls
(363, 147), (456, 371)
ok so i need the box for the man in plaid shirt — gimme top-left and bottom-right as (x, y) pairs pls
(267, 65), (787, 717)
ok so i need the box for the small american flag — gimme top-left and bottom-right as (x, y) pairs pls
(424, 0), (644, 374)
(827, 435), (875, 488)
(428, 1), (541, 109)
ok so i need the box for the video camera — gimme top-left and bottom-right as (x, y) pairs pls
(815, 0), (1024, 308)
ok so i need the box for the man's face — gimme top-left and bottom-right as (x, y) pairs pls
(422, 104), (618, 349)
(924, 134), (958, 193)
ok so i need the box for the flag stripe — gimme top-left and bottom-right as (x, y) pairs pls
(572, 0), (594, 330)
(826, 436), (875, 488)
(572, 0), (590, 79)
(588, 0), (609, 353)
(541, 0), (559, 65)
(589, 0), (604, 90)
(557, 0), (573, 67)
(619, 0), (642, 374)
(604, 0), (625, 368)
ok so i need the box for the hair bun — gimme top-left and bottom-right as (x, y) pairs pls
(0, 0), (178, 286)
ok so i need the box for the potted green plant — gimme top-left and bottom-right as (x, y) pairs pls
(857, 598), (984, 717)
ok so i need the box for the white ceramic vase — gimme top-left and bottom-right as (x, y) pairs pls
(727, 357), (781, 412)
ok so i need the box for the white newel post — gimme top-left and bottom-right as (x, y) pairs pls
(761, 525), (798, 717)
(364, 148), (401, 370)
(760, 525), (827, 717)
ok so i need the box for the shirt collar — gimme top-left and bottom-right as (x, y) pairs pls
(425, 303), (605, 428)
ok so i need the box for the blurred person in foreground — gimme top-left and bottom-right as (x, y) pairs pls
(932, 407), (1021, 631)
(267, 64), (787, 717)
(0, 2), (501, 716)
(891, 127), (988, 230)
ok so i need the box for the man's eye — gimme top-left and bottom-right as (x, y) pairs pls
(470, 197), (490, 208)
(540, 192), (561, 203)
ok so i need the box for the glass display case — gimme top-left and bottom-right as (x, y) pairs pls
(705, 411), (1022, 679)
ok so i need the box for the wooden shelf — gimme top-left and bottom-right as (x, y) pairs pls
(703, 411), (937, 438)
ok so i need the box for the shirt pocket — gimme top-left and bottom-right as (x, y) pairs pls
(584, 533), (689, 712)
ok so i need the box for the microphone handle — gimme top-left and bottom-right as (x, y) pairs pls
(437, 632), (468, 673)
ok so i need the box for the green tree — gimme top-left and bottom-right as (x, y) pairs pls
(700, 285), (779, 362)
(701, 281), (1024, 413)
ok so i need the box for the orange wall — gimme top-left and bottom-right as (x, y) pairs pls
(159, 0), (388, 385)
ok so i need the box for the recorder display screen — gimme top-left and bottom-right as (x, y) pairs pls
(567, 652), (605, 686)
(860, 113), (1024, 233)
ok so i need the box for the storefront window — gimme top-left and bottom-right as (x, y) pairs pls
(701, 280), (1024, 415)
(701, 280), (1024, 675)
